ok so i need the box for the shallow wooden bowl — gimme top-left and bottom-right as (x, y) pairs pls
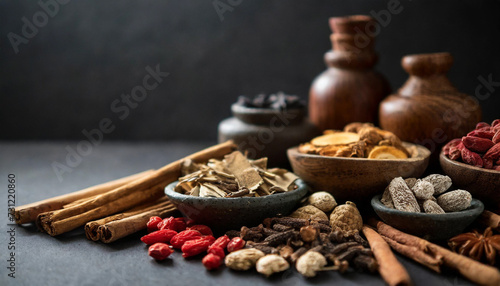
(287, 143), (430, 202)
(440, 152), (500, 209)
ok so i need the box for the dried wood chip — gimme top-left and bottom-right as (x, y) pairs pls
(224, 151), (263, 191)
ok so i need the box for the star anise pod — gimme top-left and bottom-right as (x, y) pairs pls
(448, 227), (500, 265)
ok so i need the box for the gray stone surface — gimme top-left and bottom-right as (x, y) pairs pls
(0, 142), (473, 286)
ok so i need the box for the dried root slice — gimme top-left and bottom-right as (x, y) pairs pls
(298, 143), (322, 154)
(311, 132), (360, 147)
(368, 146), (408, 159)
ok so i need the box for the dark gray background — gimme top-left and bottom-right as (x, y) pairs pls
(1, 0), (499, 141)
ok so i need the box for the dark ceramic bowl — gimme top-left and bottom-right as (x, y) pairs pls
(287, 142), (431, 202)
(231, 104), (305, 126)
(371, 194), (484, 241)
(440, 151), (500, 209)
(165, 179), (309, 231)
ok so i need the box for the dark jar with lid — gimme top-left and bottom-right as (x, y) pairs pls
(218, 99), (319, 167)
(379, 52), (482, 158)
(309, 15), (391, 131)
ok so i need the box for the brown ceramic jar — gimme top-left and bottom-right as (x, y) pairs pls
(379, 52), (482, 157)
(309, 15), (391, 131)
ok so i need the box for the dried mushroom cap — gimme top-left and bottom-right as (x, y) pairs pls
(290, 205), (328, 221)
(437, 190), (472, 212)
(423, 174), (452, 195)
(256, 254), (290, 277)
(296, 251), (327, 277)
(329, 201), (363, 236)
(225, 249), (265, 271)
(307, 192), (337, 212)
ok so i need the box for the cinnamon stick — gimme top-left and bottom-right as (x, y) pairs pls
(477, 210), (500, 231)
(36, 140), (236, 236)
(362, 226), (412, 286)
(85, 196), (172, 241)
(98, 204), (177, 243)
(13, 170), (154, 224)
(371, 219), (500, 286)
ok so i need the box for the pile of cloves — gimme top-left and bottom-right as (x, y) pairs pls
(225, 216), (378, 277)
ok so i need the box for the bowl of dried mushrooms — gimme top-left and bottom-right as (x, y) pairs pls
(165, 151), (309, 230)
(287, 123), (431, 201)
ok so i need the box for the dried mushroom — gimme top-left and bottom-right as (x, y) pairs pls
(296, 251), (328, 277)
(256, 254), (289, 277)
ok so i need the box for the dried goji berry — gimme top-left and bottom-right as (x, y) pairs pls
(185, 218), (196, 227)
(207, 246), (225, 258)
(210, 235), (230, 250)
(492, 119), (500, 128)
(146, 216), (163, 233)
(493, 130), (500, 144)
(141, 229), (178, 245)
(484, 158), (494, 169)
(484, 143), (500, 161)
(476, 122), (490, 130)
(181, 235), (215, 258)
(148, 243), (173, 260)
(443, 139), (461, 157)
(227, 237), (245, 252)
(462, 136), (495, 153)
(461, 145), (483, 167)
(158, 216), (187, 232)
(188, 225), (213, 236)
(202, 253), (222, 270)
(467, 129), (496, 140)
(170, 229), (202, 249)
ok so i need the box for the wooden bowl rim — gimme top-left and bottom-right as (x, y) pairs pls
(439, 151), (500, 175)
(288, 142), (431, 163)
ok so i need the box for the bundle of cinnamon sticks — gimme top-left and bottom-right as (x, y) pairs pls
(13, 141), (236, 243)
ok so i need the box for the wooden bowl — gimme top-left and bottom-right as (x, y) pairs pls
(372, 194), (484, 241)
(165, 179), (309, 232)
(440, 152), (500, 209)
(287, 143), (431, 202)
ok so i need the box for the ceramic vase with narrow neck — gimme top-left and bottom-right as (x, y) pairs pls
(309, 15), (391, 131)
(379, 52), (482, 158)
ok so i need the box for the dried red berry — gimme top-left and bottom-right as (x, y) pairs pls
(467, 129), (496, 140)
(158, 216), (187, 232)
(148, 243), (173, 260)
(461, 146), (484, 167)
(202, 253), (223, 270)
(207, 246), (225, 258)
(188, 225), (213, 236)
(146, 216), (163, 233)
(227, 237), (245, 252)
(181, 236), (216, 258)
(484, 143), (500, 161)
(462, 136), (495, 153)
(141, 229), (178, 245)
(492, 119), (500, 128)
(210, 235), (231, 250)
(170, 230), (202, 249)
(476, 122), (490, 130)
(185, 218), (196, 227)
(447, 141), (463, 161)
(493, 130), (500, 144)
(443, 139), (461, 156)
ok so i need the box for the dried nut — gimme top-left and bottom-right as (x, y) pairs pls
(290, 205), (328, 221)
(329, 201), (363, 236)
(423, 174), (452, 195)
(380, 187), (394, 209)
(368, 146), (408, 159)
(387, 177), (420, 213)
(225, 249), (265, 271)
(423, 200), (445, 214)
(311, 132), (360, 146)
(307, 192), (337, 212)
(256, 254), (290, 277)
(296, 251), (327, 277)
(411, 179), (434, 200)
(437, 190), (472, 212)
(404, 178), (418, 189)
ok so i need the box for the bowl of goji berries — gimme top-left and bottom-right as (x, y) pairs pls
(164, 179), (309, 232)
(440, 119), (500, 209)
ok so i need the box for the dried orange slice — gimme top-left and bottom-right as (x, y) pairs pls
(368, 146), (408, 159)
(311, 132), (360, 147)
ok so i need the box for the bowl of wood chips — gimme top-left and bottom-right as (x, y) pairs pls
(165, 151), (309, 231)
(287, 123), (431, 201)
